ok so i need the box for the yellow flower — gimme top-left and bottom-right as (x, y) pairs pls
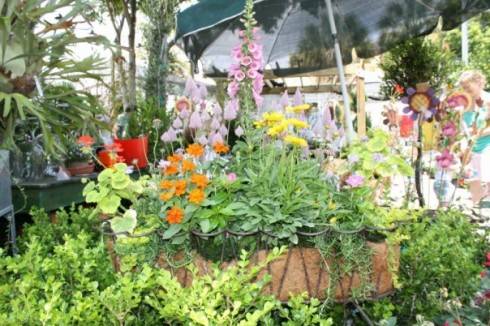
(286, 104), (311, 113)
(267, 121), (288, 137)
(283, 135), (308, 147)
(263, 111), (285, 123)
(286, 118), (309, 129)
(328, 200), (336, 210)
(329, 217), (337, 224)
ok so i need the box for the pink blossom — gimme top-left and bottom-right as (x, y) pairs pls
(247, 69), (259, 79)
(219, 124), (229, 136)
(238, 30), (245, 37)
(248, 42), (259, 53)
(442, 121), (457, 137)
(227, 173), (237, 182)
(250, 61), (262, 71)
(235, 126), (244, 137)
(161, 128), (177, 143)
(253, 90), (264, 108)
(201, 110), (211, 122)
(293, 88), (303, 106)
(172, 117), (183, 129)
(189, 111), (203, 129)
(235, 70), (246, 82)
(253, 76), (264, 93)
(210, 132), (224, 144)
(227, 81), (240, 97)
(184, 78), (197, 97)
(240, 56), (253, 66)
(280, 91), (289, 108)
(233, 51), (243, 61)
(179, 108), (190, 119)
(158, 160), (171, 169)
(197, 135), (208, 145)
(212, 104), (222, 117)
(223, 99), (238, 121)
(210, 118), (221, 130)
(345, 173), (364, 187)
(436, 149), (454, 170)
(229, 63), (242, 77)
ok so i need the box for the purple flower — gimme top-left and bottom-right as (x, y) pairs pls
(280, 91), (289, 108)
(345, 174), (364, 187)
(201, 110), (211, 122)
(442, 121), (457, 137)
(189, 111), (203, 129)
(212, 104), (222, 117)
(197, 135), (208, 145)
(436, 149), (454, 170)
(247, 69), (259, 79)
(373, 153), (385, 163)
(210, 118), (220, 130)
(184, 78), (197, 97)
(179, 108), (190, 119)
(161, 128), (177, 143)
(293, 88), (303, 106)
(348, 154), (359, 164)
(223, 99), (238, 121)
(250, 61), (262, 71)
(219, 124), (229, 136)
(172, 117), (183, 129)
(210, 132), (224, 144)
(227, 173), (237, 182)
(233, 51), (243, 61)
(235, 126), (244, 137)
(158, 160), (171, 169)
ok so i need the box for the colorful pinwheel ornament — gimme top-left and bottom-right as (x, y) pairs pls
(401, 87), (439, 121)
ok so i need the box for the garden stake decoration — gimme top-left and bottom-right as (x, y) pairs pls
(401, 84), (440, 207)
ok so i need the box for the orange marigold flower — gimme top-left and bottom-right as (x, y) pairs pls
(174, 180), (187, 196)
(166, 206), (184, 224)
(191, 173), (208, 189)
(213, 142), (230, 154)
(182, 159), (196, 172)
(77, 135), (94, 147)
(186, 143), (204, 157)
(159, 192), (173, 201)
(188, 188), (205, 205)
(167, 154), (183, 163)
(164, 163), (179, 176)
(160, 180), (174, 190)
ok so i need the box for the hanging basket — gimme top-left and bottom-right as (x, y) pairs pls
(156, 241), (399, 302)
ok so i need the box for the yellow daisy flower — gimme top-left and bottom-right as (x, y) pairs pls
(283, 135), (308, 147)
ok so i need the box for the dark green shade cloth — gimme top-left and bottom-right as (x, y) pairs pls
(176, 0), (490, 77)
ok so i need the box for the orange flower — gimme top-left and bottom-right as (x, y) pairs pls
(77, 135), (94, 147)
(159, 192), (173, 201)
(160, 180), (174, 190)
(174, 180), (187, 196)
(191, 173), (208, 189)
(188, 188), (205, 205)
(167, 154), (183, 163)
(213, 142), (229, 154)
(166, 206), (184, 224)
(182, 159), (196, 172)
(164, 163), (179, 176)
(186, 143), (204, 157)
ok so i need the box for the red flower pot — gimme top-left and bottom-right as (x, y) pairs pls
(98, 150), (118, 168)
(114, 136), (149, 168)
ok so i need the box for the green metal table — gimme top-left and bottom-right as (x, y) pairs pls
(12, 174), (97, 213)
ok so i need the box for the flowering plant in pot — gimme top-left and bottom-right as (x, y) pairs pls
(64, 136), (95, 176)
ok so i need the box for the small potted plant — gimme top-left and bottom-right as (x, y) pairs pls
(64, 136), (95, 176)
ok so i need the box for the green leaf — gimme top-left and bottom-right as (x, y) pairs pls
(162, 224), (182, 239)
(99, 194), (121, 214)
(110, 209), (137, 234)
(189, 311), (209, 326)
(111, 172), (130, 190)
(199, 220), (211, 233)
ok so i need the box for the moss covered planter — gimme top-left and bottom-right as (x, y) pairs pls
(156, 241), (399, 302)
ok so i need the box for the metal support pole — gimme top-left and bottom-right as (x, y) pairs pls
(325, 0), (355, 143)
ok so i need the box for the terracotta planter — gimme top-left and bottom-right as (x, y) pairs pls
(66, 161), (95, 176)
(114, 136), (148, 169)
(157, 241), (399, 302)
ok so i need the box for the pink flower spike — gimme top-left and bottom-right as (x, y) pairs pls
(248, 43), (258, 53)
(280, 91), (289, 108)
(223, 100), (238, 121)
(240, 56), (253, 66)
(227, 81), (240, 98)
(184, 78), (197, 97)
(161, 128), (177, 143)
(189, 111), (203, 129)
(235, 70), (246, 82)
(235, 126), (244, 137)
(436, 149), (454, 170)
(212, 104), (222, 117)
(233, 51), (243, 61)
(250, 61), (262, 71)
(247, 69), (259, 79)
(227, 173), (237, 182)
(210, 118), (221, 130)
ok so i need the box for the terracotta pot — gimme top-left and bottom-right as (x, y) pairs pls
(156, 241), (399, 302)
(114, 136), (148, 168)
(66, 161), (95, 176)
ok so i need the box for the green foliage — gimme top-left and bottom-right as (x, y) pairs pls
(0, 0), (108, 156)
(391, 210), (487, 322)
(380, 37), (455, 98)
(341, 129), (414, 181)
(443, 13), (490, 86)
(83, 163), (148, 233)
(0, 210), (334, 325)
